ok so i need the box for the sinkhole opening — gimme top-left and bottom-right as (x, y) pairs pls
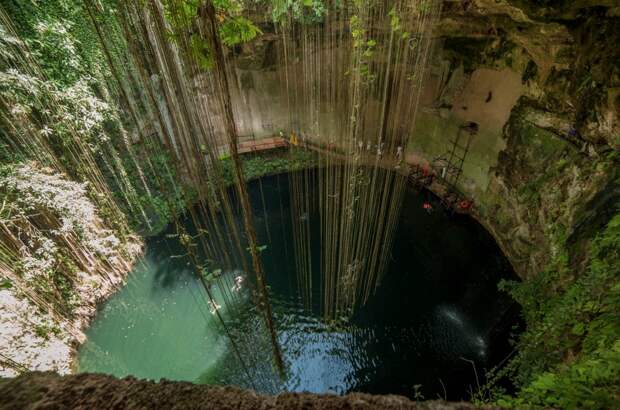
(77, 171), (521, 401)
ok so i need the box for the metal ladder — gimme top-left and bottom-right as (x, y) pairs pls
(430, 121), (477, 211)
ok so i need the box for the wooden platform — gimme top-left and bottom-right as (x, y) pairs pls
(237, 136), (288, 154)
(227, 134), (474, 214)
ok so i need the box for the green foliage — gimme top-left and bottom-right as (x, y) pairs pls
(389, 8), (401, 32)
(219, 149), (318, 185)
(0, 63), (118, 179)
(269, 0), (326, 24)
(203, 267), (223, 283)
(213, 0), (242, 14)
(246, 244), (268, 253)
(162, 0), (212, 69)
(28, 18), (85, 85)
(33, 323), (62, 341)
(349, 15), (376, 83)
(0, 140), (24, 165)
(115, 139), (191, 236)
(33, 324), (51, 340)
(220, 16), (262, 46)
(163, 0), (262, 71)
(0, 0), (133, 187)
(388, 7), (410, 40)
(0, 0), (120, 88)
(483, 213), (620, 409)
(517, 155), (570, 206)
(389, 6), (411, 39)
(163, 0), (202, 29)
(522, 60), (538, 84)
(503, 109), (571, 207)
(0, 278), (12, 290)
(189, 33), (214, 70)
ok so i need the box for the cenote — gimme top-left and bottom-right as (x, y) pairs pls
(77, 171), (520, 401)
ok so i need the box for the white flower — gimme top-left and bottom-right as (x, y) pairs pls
(0, 164), (126, 277)
(9, 104), (28, 116)
(40, 126), (53, 137)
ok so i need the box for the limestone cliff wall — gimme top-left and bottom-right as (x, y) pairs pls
(423, 0), (620, 278)
(221, 0), (620, 279)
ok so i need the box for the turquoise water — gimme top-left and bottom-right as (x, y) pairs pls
(78, 173), (520, 400)
(77, 244), (235, 382)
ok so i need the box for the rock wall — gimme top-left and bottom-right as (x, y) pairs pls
(423, 0), (620, 278)
(224, 0), (620, 279)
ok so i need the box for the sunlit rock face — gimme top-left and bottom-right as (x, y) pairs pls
(218, 0), (619, 279)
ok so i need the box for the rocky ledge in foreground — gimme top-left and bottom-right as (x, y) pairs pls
(0, 372), (502, 410)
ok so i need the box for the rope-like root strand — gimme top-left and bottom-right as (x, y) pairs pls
(0, 0), (439, 379)
(278, 0), (440, 318)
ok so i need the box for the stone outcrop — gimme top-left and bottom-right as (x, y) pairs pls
(0, 372), (502, 410)
(427, 0), (620, 278)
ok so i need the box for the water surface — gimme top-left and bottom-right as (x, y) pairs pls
(78, 173), (519, 400)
